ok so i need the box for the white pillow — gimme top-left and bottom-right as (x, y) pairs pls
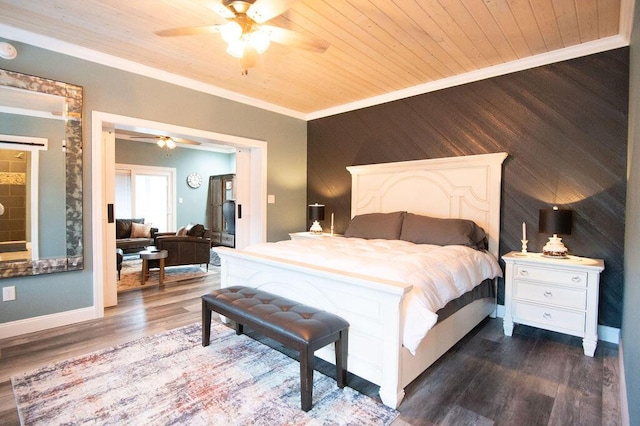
(130, 222), (151, 238)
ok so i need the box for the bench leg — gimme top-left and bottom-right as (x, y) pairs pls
(335, 329), (348, 388)
(300, 346), (314, 412)
(235, 322), (244, 335)
(202, 301), (212, 347)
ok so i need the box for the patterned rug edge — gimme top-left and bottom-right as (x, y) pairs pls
(11, 322), (398, 426)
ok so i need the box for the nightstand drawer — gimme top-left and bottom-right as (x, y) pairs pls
(514, 281), (587, 310)
(514, 265), (587, 287)
(513, 301), (585, 333)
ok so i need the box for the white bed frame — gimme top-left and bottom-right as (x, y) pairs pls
(216, 152), (508, 409)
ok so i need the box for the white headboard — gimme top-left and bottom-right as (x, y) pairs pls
(347, 152), (508, 258)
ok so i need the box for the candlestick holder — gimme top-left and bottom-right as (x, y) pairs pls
(521, 240), (528, 254)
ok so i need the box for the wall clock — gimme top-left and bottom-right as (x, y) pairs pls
(187, 172), (202, 189)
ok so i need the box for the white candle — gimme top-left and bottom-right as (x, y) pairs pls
(331, 213), (334, 229)
(522, 222), (526, 241)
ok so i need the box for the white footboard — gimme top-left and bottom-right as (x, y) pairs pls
(216, 247), (412, 408)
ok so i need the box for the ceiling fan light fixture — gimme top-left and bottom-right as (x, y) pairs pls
(226, 39), (245, 58)
(220, 21), (242, 43)
(156, 136), (176, 149)
(249, 29), (270, 54)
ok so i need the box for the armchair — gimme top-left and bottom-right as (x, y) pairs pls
(153, 223), (211, 270)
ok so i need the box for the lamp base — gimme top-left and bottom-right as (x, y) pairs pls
(542, 234), (569, 258)
(309, 221), (323, 235)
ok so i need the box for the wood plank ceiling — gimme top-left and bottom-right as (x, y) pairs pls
(0, 0), (626, 117)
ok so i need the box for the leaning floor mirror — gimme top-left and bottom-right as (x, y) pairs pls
(0, 68), (83, 278)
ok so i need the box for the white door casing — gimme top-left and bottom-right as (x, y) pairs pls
(235, 146), (267, 248)
(102, 129), (118, 307)
(92, 111), (267, 315)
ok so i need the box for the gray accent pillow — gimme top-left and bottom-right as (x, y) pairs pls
(344, 211), (406, 240)
(400, 213), (487, 249)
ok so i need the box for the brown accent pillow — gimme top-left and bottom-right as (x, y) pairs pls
(344, 211), (406, 240)
(185, 223), (205, 237)
(399, 213), (487, 249)
(130, 222), (152, 238)
(176, 226), (187, 236)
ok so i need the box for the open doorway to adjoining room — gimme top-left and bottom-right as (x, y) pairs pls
(92, 112), (267, 313)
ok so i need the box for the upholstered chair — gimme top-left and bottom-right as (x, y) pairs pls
(153, 223), (212, 269)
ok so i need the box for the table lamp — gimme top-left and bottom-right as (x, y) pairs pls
(539, 206), (572, 257)
(308, 203), (325, 234)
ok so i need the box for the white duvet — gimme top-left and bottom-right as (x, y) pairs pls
(245, 237), (502, 354)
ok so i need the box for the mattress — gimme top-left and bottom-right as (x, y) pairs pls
(244, 237), (502, 354)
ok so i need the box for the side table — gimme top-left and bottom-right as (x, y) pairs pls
(139, 249), (169, 285)
(502, 251), (604, 356)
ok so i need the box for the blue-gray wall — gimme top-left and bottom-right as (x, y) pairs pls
(115, 139), (235, 228)
(0, 38), (306, 324)
(623, 4), (640, 424)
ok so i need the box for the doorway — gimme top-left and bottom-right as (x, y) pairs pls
(92, 112), (267, 314)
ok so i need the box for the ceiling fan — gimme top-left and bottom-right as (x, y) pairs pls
(118, 130), (201, 150)
(156, 0), (329, 74)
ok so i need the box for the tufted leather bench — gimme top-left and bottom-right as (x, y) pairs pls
(201, 286), (349, 411)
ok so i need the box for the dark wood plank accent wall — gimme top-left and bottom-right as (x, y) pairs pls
(307, 48), (629, 328)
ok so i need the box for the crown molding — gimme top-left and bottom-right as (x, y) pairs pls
(307, 34), (630, 120)
(0, 23), (306, 120)
(1, 5), (634, 123)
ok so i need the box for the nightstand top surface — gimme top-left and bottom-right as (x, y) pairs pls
(289, 232), (343, 238)
(502, 251), (604, 270)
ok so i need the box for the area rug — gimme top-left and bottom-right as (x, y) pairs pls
(117, 259), (215, 293)
(12, 323), (398, 426)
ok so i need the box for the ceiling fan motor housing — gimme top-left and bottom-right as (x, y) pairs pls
(224, 0), (257, 14)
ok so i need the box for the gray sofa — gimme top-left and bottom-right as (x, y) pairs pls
(115, 218), (158, 254)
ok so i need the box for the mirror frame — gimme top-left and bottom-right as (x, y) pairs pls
(0, 68), (83, 278)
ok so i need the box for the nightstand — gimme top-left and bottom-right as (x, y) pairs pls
(289, 232), (343, 240)
(502, 251), (604, 357)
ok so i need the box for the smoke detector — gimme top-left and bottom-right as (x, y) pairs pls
(0, 42), (17, 60)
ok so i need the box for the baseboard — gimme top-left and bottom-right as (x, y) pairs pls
(599, 325), (621, 344)
(619, 339), (630, 426)
(0, 306), (98, 339)
(494, 304), (620, 344)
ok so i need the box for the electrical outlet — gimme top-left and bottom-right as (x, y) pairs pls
(2, 286), (16, 301)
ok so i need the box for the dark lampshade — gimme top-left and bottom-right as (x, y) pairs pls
(308, 203), (325, 222)
(539, 207), (572, 235)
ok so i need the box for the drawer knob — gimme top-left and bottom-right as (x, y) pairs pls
(572, 276), (581, 283)
(520, 270), (529, 276)
(544, 291), (553, 298)
(543, 312), (552, 320)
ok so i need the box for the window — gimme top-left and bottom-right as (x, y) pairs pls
(115, 164), (175, 232)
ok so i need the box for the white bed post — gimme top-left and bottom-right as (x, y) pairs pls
(378, 296), (405, 408)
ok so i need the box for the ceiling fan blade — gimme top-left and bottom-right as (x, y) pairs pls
(262, 25), (329, 53)
(247, 0), (299, 23)
(172, 137), (201, 146)
(155, 25), (222, 37)
(208, 1), (236, 19)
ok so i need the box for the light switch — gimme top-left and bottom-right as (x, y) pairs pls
(179, 197), (183, 204)
(268, 194), (275, 204)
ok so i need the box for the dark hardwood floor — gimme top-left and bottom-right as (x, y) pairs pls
(0, 269), (621, 425)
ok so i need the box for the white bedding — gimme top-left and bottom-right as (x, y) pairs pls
(244, 237), (502, 354)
